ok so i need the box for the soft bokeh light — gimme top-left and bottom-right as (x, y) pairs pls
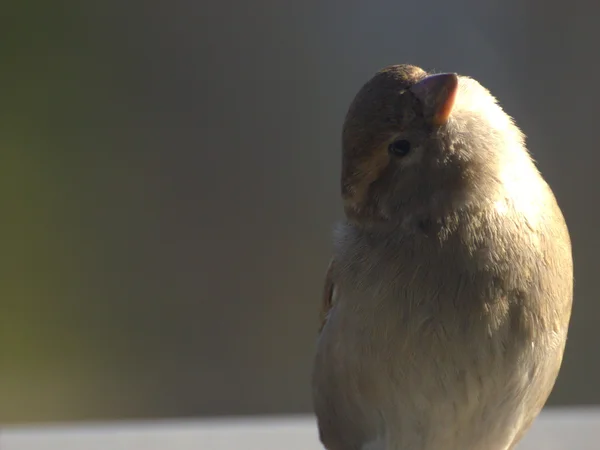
(1, 0), (598, 424)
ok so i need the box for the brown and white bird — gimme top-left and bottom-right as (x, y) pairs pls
(312, 64), (573, 450)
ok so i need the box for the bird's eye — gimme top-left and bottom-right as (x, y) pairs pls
(388, 139), (411, 157)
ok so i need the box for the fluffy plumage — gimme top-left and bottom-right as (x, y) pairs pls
(312, 64), (573, 450)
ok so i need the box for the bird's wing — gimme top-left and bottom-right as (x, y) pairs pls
(319, 258), (336, 333)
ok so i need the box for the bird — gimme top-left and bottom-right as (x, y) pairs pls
(312, 64), (573, 450)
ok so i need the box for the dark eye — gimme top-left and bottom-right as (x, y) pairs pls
(388, 139), (411, 157)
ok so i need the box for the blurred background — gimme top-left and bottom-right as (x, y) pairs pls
(1, 0), (598, 424)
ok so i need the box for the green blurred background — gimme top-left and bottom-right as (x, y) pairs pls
(1, 0), (597, 424)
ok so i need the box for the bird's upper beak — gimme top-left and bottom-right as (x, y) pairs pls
(409, 73), (458, 125)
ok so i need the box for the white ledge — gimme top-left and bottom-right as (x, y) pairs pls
(1, 408), (599, 449)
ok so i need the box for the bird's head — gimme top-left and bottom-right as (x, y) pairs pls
(341, 64), (529, 229)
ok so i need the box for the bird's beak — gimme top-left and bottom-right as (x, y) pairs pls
(409, 73), (458, 125)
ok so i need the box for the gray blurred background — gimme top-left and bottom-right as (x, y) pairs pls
(1, 0), (597, 424)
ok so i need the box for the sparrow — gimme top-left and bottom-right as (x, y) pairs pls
(312, 64), (573, 450)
